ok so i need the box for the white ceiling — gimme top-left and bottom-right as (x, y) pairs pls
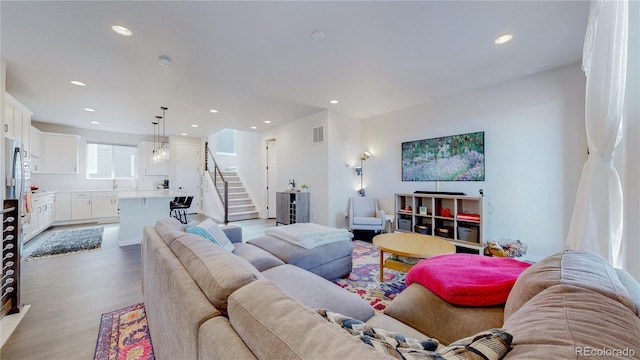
(1, 1), (589, 137)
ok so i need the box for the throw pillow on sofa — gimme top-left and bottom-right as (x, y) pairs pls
(317, 309), (513, 360)
(186, 218), (235, 252)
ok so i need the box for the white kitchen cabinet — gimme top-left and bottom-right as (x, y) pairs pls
(30, 126), (42, 172)
(41, 133), (80, 174)
(91, 191), (119, 218)
(26, 193), (55, 241)
(4, 94), (33, 159)
(55, 192), (72, 221)
(3, 103), (14, 138)
(142, 141), (169, 176)
(71, 192), (92, 220)
(21, 112), (30, 160)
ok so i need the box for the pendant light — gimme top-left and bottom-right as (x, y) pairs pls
(158, 106), (170, 161)
(152, 118), (161, 163)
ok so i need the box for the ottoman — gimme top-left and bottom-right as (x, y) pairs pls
(247, 235), (353, 280)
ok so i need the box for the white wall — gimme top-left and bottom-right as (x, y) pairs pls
(327, 111), (362, 228)
(31, 121), (169, 191)
(363, 65), (586, 261)
(263, 111), (330, 224)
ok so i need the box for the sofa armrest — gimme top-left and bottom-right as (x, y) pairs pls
(384, 282), (504, 345)
(222, 225), (243, 243)
(376, 209), (386, 222)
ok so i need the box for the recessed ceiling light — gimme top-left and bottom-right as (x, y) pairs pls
(494, 33), (513, 45)
(191, 124), (198, 128)
(264, 120), (271, 124)
(330, 100), (339, 104)
(70, 80), (86, 86)
(90, 121), (99, 125)
(311, 30), (326, 41)
(158, 55), (172, 67)
(526, 63), (552, 74)
(181, 133), (188, 136)
(112, 25), (132, 36)
(251, 126), (257, 130)
(210, 109), (219, 113)
(84, 108), (95, 112)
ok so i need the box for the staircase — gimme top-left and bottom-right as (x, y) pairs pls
(216, 171), (259, 222)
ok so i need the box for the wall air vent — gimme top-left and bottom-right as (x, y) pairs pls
(313, 125), (325, 144)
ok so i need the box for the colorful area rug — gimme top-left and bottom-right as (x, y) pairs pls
(94, 303), (155, 360)
(333, 240), (407, 313)
(24, 226), (104, 261)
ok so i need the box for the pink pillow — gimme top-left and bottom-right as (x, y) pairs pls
(406, 254), (531, 307)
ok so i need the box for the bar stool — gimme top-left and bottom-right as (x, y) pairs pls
(171, 196), (193, 224)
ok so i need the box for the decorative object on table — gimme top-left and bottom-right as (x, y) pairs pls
(94, 303), (155, 360)
(357, 151), (372, 197)
(300, 184), (309, 192)
(287, 179), (296, 191)
(333, 240), (406, 313)
(24, 227), (104, 261)
(486, 239), (527, 258)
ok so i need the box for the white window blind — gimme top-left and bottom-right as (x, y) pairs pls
(216, 128), (237, 155)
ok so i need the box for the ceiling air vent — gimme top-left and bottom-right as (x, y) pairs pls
(313, 125), (325, 144)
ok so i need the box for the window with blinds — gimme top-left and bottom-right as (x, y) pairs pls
(87, 142), (136, 179)
(216, 128), (237, 155)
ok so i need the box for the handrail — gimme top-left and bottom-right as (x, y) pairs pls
(205, 143), (229, 224)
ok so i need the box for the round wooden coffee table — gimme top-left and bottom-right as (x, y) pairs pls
(373, 232), (456, 282)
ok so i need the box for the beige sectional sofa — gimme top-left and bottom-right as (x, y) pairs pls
(142, 217), (640, 359)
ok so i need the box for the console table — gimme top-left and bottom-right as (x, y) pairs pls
(276, 191), (309, 225)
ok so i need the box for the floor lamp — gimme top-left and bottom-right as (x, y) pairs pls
(358, 151), (371, 197)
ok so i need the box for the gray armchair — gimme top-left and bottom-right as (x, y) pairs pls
(348, 197), (386, 232)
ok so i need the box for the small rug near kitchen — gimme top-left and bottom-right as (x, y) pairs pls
(333, 240), (407, 313)
(24, 226), (104, 261)
(94, 303), (155, 360)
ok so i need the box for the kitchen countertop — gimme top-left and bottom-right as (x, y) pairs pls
(117, 190), (180, 199)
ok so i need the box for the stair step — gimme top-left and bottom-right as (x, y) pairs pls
(218, 186), (247, 194)
(228, 211), (259, 222)
(228, 198), (252, 205)
(229, 204), (256, 213)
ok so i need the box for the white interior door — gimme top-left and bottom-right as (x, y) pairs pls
(176, 143), (200, 213)
(267, 139), (277, 218)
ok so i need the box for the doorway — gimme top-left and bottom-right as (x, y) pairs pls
(175, 142), (200, 213)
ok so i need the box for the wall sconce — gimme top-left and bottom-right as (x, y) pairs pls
(358, 151), (372, 197)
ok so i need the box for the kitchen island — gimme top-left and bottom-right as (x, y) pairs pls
(118, 190), (180, 247)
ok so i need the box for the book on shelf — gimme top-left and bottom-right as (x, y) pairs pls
(456, 213), (480, 221)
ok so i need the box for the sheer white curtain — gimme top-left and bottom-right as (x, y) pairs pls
(566, 0), (628, 265)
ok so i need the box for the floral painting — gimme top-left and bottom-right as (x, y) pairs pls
(402, 131), (485, 181)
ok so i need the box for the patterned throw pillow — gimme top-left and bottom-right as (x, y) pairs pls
(186, 218), (235, 252)
(316, 309), (512, 360)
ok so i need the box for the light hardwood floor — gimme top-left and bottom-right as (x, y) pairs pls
(0, 217), (275, 360)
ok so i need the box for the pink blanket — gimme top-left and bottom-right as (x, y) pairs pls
(406, 254), (531, 307)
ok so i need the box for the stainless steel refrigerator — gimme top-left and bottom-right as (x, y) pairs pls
(4, 138), (25, 242)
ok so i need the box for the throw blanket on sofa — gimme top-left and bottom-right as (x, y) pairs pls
(265, 223), (353, 249)
(406, 253), (531, 307)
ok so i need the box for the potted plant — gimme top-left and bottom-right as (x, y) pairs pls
(300, 184), (309, 192)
